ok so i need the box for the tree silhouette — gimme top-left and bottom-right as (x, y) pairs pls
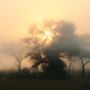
(25, 47), (68, 79)
(24, 20), (80, 79)
(80, 50), (90, 78)
(1, 43), (25, 72)
(44, 48), (68, 79)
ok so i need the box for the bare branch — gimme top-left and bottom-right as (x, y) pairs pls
(84, 61), (90, 67)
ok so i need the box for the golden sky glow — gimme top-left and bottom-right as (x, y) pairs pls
(0, 0), (90, 43)
(42, 31), (54, 46)
(26, 24), (55, 49)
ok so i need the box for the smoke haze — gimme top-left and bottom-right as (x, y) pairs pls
(0, 20), (90, 72)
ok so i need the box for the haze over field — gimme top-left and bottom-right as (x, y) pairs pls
(0, 0), (90, 73)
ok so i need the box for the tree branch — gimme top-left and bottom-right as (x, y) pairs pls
(84, 61), (90, 67)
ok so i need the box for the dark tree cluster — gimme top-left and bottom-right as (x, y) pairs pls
(24, 47), (70, 80)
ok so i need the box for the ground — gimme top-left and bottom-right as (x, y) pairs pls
(0, 79), (90, 90)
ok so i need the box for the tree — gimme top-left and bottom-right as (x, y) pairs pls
(59, 52), (72, 75)
(80, 50), (90, 78)
(79, 35), (90, 78)
(49, 21), (80, 76)
(43, 48), (68, 79)
(24, 20), (80, 79)
(1, 42), (26, 71)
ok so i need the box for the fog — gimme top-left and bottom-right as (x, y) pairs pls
(0, 20), (90, 73)
(0, 53), (18, 72)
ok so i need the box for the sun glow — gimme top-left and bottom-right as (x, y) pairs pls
(26, 22), (57, 51)
(44, 31), (53, 37)
(41, 31), (54, 46)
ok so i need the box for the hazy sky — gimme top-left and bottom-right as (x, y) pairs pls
(0, 0), (90, 43)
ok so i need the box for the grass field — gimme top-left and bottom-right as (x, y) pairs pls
(0, 79), (90, 90)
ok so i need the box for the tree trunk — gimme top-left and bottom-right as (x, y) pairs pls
(82, 66), (85, 78)
(80, 58), (86, 78)
(17, 62), (21, 72)
(68, 56), (72, 76)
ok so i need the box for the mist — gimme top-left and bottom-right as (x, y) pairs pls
(0, 53), (18, 72)
(0, 19), (90, 74)
(23, 20), (90, 74)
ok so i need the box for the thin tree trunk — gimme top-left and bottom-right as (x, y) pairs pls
(68, 56), (72, 76)
(81, 58), (86, 78)
(82, 66), (85, 78)
(17, 61), (21, 72)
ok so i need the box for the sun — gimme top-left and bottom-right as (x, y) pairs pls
(44, 31), (53, 37)
(40, 31), (54, 46)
